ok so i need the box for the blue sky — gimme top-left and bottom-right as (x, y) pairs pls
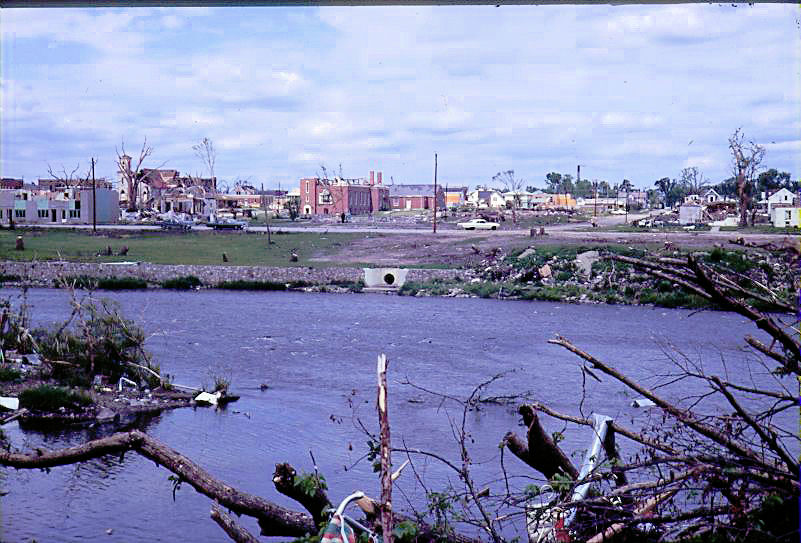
(1, 5), (799, 191)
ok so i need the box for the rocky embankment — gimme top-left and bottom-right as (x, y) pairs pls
(0, 261), (460, 290)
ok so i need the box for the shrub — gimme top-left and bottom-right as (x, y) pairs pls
(328, 279), (364, 292)
(216, 280), (287, 291)
(555, 270), (573, 282)
(55, 275), (97, 289)
(398, 281), (423, 296)
(162, 276), (202, 290)
(19, 385), (93, 412)
(33, 298), (156, 387)
(96, 277), (148, 290)
(0, 274), (21, 283)
(463, 282), (500, 299)
(0, 365), (21, 382)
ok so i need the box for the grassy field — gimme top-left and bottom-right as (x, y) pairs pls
(720, 225), (801, 235)
(0, 228), (375, 267)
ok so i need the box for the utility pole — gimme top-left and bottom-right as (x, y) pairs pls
(91, 157), (97, 233)
(433, 153), (438, 234)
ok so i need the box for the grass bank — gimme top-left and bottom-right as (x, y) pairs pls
(0, 228), (374, 267)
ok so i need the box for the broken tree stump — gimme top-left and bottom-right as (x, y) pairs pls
(272, 463), (331, 527)
(503, 404), (578, 480)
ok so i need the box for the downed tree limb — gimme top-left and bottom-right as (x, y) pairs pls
(686, 256), (800, 375)
(548, 336), (774, 472)
(272, 462), (332, 527)
(0, 430), (316, 537)
(528, 401), (680, 456)
(211, 505), (260, 543)
(710, 376), (798, 475)
(502, 405), (578, 480)
(585, 489), (678, 543)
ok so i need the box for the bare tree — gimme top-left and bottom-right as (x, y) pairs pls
(492, 170), (524, 224)
(46, 163), (84, 189)
(728, 128), (765, 226)
(116, 138), (155, 212)
(680, 166), (709, 195)
(193, 137), (216, 191)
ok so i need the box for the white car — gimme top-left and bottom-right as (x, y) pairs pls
(457, 218), (499, 230)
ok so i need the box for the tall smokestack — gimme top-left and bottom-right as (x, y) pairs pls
(370, 171), (375, 186)
(377, 172), (382, 185)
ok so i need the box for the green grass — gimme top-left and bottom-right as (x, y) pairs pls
(0, 228), (373, 267)
(18, 385), (93, 412)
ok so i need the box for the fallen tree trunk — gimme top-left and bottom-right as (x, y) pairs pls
(211, 505), (261, 543)
(0, 429), (316, 537)
(1, 429), (485, 543)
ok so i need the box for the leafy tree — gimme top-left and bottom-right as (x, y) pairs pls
(714, 177), (739, 198)
(757, 168), (792, 194)
(654, 177), (677, 207)
(545, 172), (562, 193)
(574, 178), (593, 198)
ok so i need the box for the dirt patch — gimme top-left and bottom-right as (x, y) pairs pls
(313, 229), (801, 268)
(311, 232), (534, 267)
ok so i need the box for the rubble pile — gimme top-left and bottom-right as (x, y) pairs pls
(401, 244), (798, 309)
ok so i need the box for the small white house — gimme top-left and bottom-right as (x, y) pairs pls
(467, 189), (506, 209)
(702, 188), (722, 203)
(770, 206), (801, 228)
(764, 188), (796, 214)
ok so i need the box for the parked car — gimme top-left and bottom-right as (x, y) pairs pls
(208, 217), (248, 230)
(457, 218), (499, 230)
(159, 217), (194, 231)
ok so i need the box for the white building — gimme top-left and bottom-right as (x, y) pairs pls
(467, 188), (506, 208)
(770, 205), (801, 228)
(763, 188), (796, 214)
(0, 187), (119, 225)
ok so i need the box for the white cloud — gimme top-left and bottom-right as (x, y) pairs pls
(1, 4), (798, 188)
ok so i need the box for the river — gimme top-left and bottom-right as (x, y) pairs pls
(0, 289), (777, 542)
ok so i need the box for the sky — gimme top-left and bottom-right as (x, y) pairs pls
(1, 4), (799, 191)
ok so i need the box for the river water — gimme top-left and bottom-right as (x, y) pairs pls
(0, 289), (780, 542)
